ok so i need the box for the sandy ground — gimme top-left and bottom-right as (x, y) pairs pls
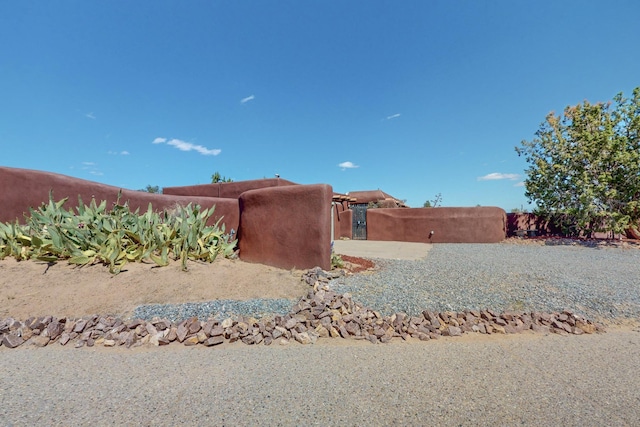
(0, 257), (309, 320)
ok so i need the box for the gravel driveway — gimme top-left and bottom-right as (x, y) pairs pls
(329, 243), (640, 321)
(133, 242), (640, 323)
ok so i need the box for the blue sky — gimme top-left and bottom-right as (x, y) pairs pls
(2, 1), (639, 210)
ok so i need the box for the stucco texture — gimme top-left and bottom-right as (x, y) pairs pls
(163, 178), (298, 199)
(366, 207), (507, 243)
(0, 167), (239, 231)
(238, 184), (333, 270)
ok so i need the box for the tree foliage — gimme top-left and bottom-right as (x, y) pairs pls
(211, 172), (233, 183)
(516, 87), (640, 237)
(139, 185), (160, 193)
(423, 193), (442, 208)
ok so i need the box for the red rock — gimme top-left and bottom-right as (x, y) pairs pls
(145, 323), (158, 336)
(187, 318), (201, 335)
(46, 321), (64, 340)
(503, 325), (517, 334)
(184, 335), (199, 346)
(443, 326), (462, 337)
(417, 333), (430, 341)
(2, 334), (24, 348)
(576, 320), (596, 334)
(176, 323), (189, 342)
(531, 324), (550, 334)
(209, 326), (224, 337)
(59, 332), (71, 346)
(204, 336), (224, 346)
(166, 327), (178, 342)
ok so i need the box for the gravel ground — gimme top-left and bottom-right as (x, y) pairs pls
(133, 299), (296, 323)
(133, 243), (640, 322)
(329, 243), (640, 321)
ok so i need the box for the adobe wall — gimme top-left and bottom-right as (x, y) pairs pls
(238, 184), (332, 270)
(507, 212), (624, 239)
(0, 167), (239, 231)
(163, 178), (298, 199)
(506, 213), (559, 236)
(334, 209), (352, 240)
(367, 207), (507, 243)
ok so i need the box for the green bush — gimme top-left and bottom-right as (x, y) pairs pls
(0, 191), (237, 274)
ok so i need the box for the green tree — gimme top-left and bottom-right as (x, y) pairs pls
(139, 185), (160, 193)
(516, 87), (640, 237)
(423, 193), (442, 208)
(211, 172), (233, 183)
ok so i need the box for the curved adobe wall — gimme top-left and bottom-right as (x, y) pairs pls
(0, 167), (239, 231)
(163, 178), (298, 199)
(367, 207), (506, 243)
(238, 184), (332, 270)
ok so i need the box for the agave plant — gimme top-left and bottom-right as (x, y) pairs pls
(0, 191), (237, 274)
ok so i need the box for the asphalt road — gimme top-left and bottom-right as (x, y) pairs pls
(2, 328), (639, 426)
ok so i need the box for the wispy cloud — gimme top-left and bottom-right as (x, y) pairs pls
(78, 161), (103, 176)
(478, 172), (520, 181)
(108, 150), (130, 155)
(153, 137), (221, 156)
(514, 181), (525, 187)
(241, 95), (255, 104)
(386, 113), (401, 120)
(120, 150), (130, 155)
(85, 112), (96, 119)
(338, 161), (359, 170)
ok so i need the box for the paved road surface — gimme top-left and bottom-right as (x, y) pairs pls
(2, 329), (639, 426)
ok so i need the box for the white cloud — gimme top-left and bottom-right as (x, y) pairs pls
(120, 150), (130, 155)
(85, 112), (96, 119)
(79, 161), (102, 175)
(338, 161), (359, 170)
(514, 181), (525, 187)
(386, 113), (401, 120)
(477, 172), (520, 181)
(153, 137), (221, 156)
(108, 150), (130, 155)
(241, 95), (255, 104)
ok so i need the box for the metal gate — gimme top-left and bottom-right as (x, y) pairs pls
(351, 204), (368, 240)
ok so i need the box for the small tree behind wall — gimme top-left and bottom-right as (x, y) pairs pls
(211, 172), (233, 183)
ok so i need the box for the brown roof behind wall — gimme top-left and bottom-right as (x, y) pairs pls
(347, 190), (407, 207)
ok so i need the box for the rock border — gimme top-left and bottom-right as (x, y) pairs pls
(0, 267), (604, 350)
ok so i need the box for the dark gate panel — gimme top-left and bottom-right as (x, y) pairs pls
(351, 204), (367, 240)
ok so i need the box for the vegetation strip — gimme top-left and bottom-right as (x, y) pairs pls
(0, 193), (236, 274)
